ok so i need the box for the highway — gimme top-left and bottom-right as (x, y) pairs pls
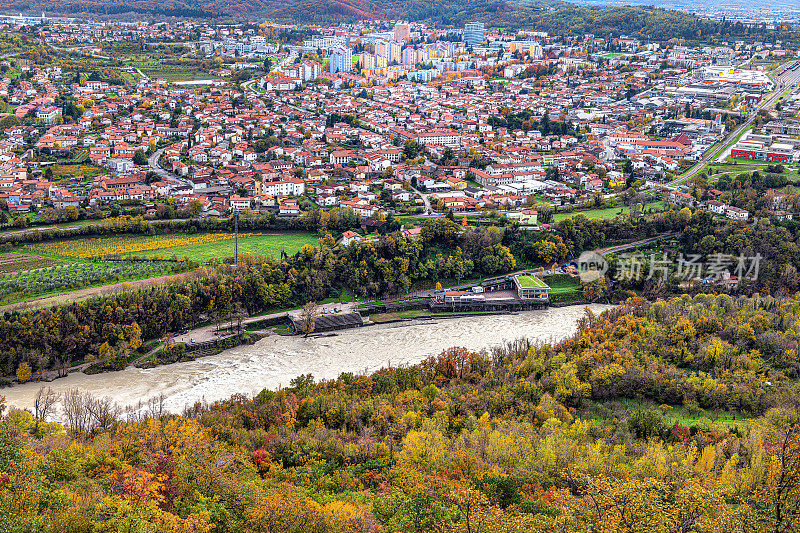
(664, 63), (800, 189)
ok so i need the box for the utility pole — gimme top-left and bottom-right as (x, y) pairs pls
(234, 210), (239, 269)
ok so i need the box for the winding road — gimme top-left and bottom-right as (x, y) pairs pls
(148, 148), (193, 189)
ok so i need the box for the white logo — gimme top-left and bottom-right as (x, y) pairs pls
(576, 251), (608, 282)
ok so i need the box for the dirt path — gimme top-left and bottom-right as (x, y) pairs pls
(0, 270), (203, 313)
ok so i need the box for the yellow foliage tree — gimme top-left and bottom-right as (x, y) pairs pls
(16, 362), (31, 383)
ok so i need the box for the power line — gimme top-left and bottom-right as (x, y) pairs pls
(234, 210), (239, 269)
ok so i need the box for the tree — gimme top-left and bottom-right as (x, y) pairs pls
(297, 302), (320, 337)
(583, 277), (609, 302)
(16, 362), (31, 383)
(33, 386), (59, 435)
(0, 115), (19, 129)
(133, 149), (148, 166)
(755, 424), (800, 533)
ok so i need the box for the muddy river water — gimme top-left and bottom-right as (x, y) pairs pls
(3, 304), (612, 417)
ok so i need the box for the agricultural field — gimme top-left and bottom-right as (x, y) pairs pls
(21, 231), (319, 261)
(50, 163), (106, 180)
(0, 253), (61, 273)
(138, 232), (321, 261)
(0, 260), (194, 304)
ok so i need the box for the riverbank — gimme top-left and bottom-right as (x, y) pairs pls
(2, 304), (612, 417)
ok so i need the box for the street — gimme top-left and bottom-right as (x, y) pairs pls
(665, 61), (800, 189)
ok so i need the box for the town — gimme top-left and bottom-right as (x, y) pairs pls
(0, 17), (790, 233)
(2, 5), (800, 533)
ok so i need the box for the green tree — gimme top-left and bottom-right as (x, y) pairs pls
(133, 149), (148, 166)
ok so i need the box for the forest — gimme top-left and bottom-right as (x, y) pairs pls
(2, 294), (800, 532)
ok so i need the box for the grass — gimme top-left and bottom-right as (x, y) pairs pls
(321, 288), (354, 304)
(359, 296), (429, 309)
(552, 201), (664, 222)
(545, 273), (581, 294)
(140, 67), (214, 82)
(19, 232), (319, 262)
(592, 398), (754, 431)
(705, 162), (800, 184)
(516, 274), (548, 288)
(369, 309), (433, 322)
(138, 232), (319, 261)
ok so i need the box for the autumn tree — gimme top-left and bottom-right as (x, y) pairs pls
(297, 302), (320, 337)
(15, 363), (31, 384)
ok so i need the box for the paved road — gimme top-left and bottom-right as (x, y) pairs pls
(148, 148), (194, 189)
(409, 184), (433, 214)
(664, 63), (800, 189)
(0, 217), (196, 239)
(404, 233), (680, 298)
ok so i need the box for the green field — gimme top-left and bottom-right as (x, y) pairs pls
(593, 398), (753, 431)
(552, 201), (664, 222)
(140, 67), (214, 82)
(706, 162), (800, 182)
(138, 232), (320, 261)
(545, 274), (580, 293)
(20, 232), (320, 262)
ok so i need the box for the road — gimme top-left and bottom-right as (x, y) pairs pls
(409, 184), (433, 214)
(0, 217), (194, 239)
(665, 63), (800, 189)
(148, 148), (193, 188)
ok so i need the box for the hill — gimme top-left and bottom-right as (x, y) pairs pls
(0, 0), (753, 41)
(3, 294), (800, 531)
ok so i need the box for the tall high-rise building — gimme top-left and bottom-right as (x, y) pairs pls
(464, 22), (485, 47)
(360, 52), (377, 70)
(389, 41), (403, 63)
(394, 23), (410, 43)
(375, 40), (389, 60)
(402, 47), (417, 66)
(330, 47), (352, 74)
(509, 41), (543, 58)
(375, 40), (403, 64)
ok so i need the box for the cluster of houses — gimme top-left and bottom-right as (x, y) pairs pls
(668, 189), (797, 221)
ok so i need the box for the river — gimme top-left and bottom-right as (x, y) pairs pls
(2, 304), (611, 417)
